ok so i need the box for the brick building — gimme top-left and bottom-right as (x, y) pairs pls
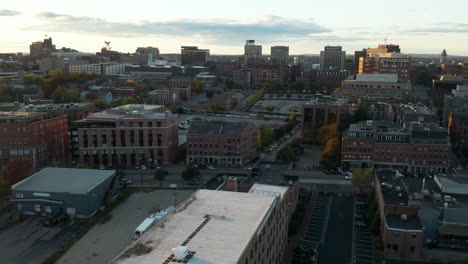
(16, 102), (96, 121)
(0, 112), (69, 167)
(168, 72), (195, 89)
(251, 65), (286, 87)
(315, 69), (351, 89)
(301, 95), (348, 143)
(374, 172), (425, 260)
(339, 74), (411, 102)
(187, 120), (257, 167)
(71, 104), (178, 167)
(341, 121), (450, 173)
(112, 188), (292, 264)
(359, 53), (411, 80)
(148, 89), (181, 105)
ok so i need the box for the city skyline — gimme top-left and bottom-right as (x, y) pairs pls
(1, 0), (468, 55)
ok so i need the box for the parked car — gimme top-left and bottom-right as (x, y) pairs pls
(120, 178), (132, 185)
(354, 221), (368, 228)
(141, 165), (148, 170)
(186, 180), (203, 185)
(207, 165), (215, 170)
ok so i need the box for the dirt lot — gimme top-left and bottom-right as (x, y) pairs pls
(57, 189), (194, 264)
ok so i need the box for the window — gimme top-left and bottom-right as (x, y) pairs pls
(392, 244), (399, 252)
(410, 246), (415, 253)
(411, 233), (417, 238)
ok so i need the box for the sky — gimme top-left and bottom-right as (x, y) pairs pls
(1, 0), (468, 55)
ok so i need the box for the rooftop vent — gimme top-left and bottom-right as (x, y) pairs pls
(172, 246), (188, 260)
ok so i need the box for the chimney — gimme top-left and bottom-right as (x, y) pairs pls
(226, 176), (238, 192)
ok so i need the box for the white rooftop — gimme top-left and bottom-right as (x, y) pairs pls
(248, 183), (288, 199)
(112, 189), (277, 264)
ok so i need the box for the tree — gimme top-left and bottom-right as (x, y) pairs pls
(122, 96), (139, 105)
(277, 146), (296, 162)
(154, 169), (168, 186)
(0, 177), (10, 209)
(288, 111), (296, 125)
(262, 127), (274, 147)
(269, 80), (283, 92)
(355, 104), (368, 121)
(52, 87), (77, 103)
(76, 162), (92, 169)
(191, 80), (204, 93)
(265, 105), (276, 112)
(351, 168), (373, 192)
(170, 103), (178, 114)
(291, 81), (305, 92)
(210, 103), (226, 112)
(316, 123), (338, 145)
(181, 166), (200, 181)
(320, 138), (340, 169)
(257, 129), (263, 149)
(225, 79), (234, 89)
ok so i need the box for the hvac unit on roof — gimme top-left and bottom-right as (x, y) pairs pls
(172, 246), (188, 260)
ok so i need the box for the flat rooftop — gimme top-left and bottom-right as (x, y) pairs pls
(386, 214), (422, 231)
(84, 104), (171, 121)
(188, 120), (252, 137)
(112, 189), (277, 264)
(12, 168), (115, 194)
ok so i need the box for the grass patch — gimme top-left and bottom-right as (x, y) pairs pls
(42, 188), (138, 264)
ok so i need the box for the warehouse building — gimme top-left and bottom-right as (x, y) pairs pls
(11, 168), (118, 218)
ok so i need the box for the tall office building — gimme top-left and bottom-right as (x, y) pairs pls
(181, 46), (208, 66)
(366, 44), (401, 56)
(270, 46), (289, 65)
(319, 46), (345, 70)
(244, 40), (262, 66)
(29, 37), (56, 57)
(136, 47), (160, 58)
(354, 49), (367, 73)
(359, 53), (411, 80)
(440, 49), (447, 65)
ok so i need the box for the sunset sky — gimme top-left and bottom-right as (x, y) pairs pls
(1, 0), (468, 55)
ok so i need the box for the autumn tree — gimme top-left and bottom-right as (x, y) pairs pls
(257, 129), (263, 149)
(191, 80), (204, 93)
(316, 123), (338, 145)
(320, 138), (340, 169)
(52, 87), (77, 103)
(351, 168), (373, 193)
(0, 158), (33, 185)
(261, 126), (274, 147)
(210, 103), (226, 112)
(277, 146), (296, 162)
(288, 111), (296, 125)
(122, 96), (139, 105)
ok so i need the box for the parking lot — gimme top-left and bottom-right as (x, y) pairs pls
(0, 213), (86, 264)
(317, 194), (354, 264)
(57, 189), (193, 264)
(251, 99), (304, 115)
(352, 198), (375, 264)
(304, 193), (332, 244)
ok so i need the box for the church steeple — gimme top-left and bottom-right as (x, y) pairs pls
(440, 49), (447, 65)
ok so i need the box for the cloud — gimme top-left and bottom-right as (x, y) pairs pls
(407, 23), (468, 33)
(25, 12), (331, 44)
(0, 9), (21, 16)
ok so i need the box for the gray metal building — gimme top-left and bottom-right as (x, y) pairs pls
(11, 168), (117, 218)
